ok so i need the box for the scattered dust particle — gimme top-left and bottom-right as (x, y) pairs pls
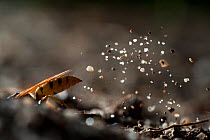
(160, 51), (165, 55)
(111, 67), (116, 71)
(122, 91), (125, 94)
(150, 81), (154, 84)
(124, 107), (127, 109)
(162, 42), (166, 45)
(129, 29), (133, 33)
(170, 49), (175, 53)
(158, 41), (160, 44)
(189, 57), (194, 63)
(160, 118), (166, 123)
(119, 50), (124, 54)
(122, 71), (126, 73)
(133, 39), (138, 42)
(135, 91), (138, 94)
(177, 104), (181, 107)
(174, 113), (180, 118)
(148, 105), (156, 112)
(99, 75), (104, 79)
(105, 44), (110, 48)
(163, 35), (168, 37)
(140, 43), (144, 46)
(120, 61), (125, 65)
(86, 66), (94, 72)
(163, 82), (168, 88)
(98, 69), (102, 73)
(163, 90), (167, 94)
(158, 71), (162, 74)
(140, 68), (145, 72)
(129, 41), (133, 45)
(83, 86), (86, 88)
(159, 99), (164, 103)
(90, 88), (93, 92)
(131, 106), (135, 109)
(87, 87), (90, 90)
(147, 93), (152, 99)
(144, 36), (148, 40)
(167, 101), (173, 105)
(73, 96), (76, 100)
(168, 107), (175, 113)
(184, 78), (190, 83)
(141, 60), (147, 64)
(159, 59), (170, 67)
(114, 42), (119, 45)
(101, 52), (105, 55)
(107, 50), (111, 54)
(144, 48), (149, 52)
(120, 79), (125, 83)
(120, 55), (124, 60)
(110, 114), (115, 118)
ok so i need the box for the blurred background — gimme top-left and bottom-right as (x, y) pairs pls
(0, 0), (210, 121)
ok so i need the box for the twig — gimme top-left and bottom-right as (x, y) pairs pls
(104, 94), (133, 114)
(141, 118), (210, 134)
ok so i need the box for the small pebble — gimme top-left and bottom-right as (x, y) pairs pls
(189, 57), (194, 63)
(159, 59), (170, 68)
(99, 75), (104, 79)
(86, 66), (94, 72)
